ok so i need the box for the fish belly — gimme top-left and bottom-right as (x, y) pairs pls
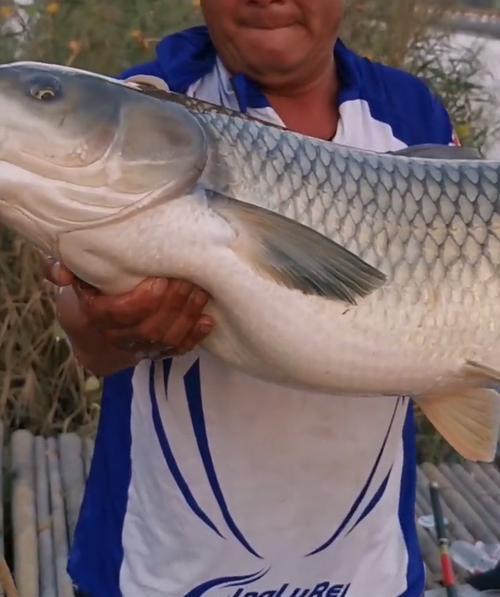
(199, 245), (498, 397)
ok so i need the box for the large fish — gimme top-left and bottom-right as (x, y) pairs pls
(0, 62), (498, 461)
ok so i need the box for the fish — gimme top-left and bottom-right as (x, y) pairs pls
(0, 61), (498, 462)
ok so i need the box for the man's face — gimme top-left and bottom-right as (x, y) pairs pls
(200, 0), (343, 87)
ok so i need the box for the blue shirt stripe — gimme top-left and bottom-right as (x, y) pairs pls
(307, 398), (401, 556)
(398, 403), (426, 597)
(149, 360), (225, 539)
(184, 360), (263, 559)
(68, 369), (134, 597)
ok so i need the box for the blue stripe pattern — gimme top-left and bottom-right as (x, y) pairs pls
(398, 403), (425, 597)
(162, 358), (172, 400)
(67, 368), (135, 597)
(186, 568), (270, 597)
(224, 568), (271, 588)
(184, 359), (263, 559)
(149, 360), (225, 539)
(346, 468), (393, 536)
(307, 398), (401, 556)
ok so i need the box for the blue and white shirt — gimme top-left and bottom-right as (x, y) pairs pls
(68, 26), (456, 597)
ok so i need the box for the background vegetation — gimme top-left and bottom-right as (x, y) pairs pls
(455, 0), (500, 9)
(0, 0), (497, 461)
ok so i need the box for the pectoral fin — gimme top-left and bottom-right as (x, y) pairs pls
(417, 362), (500, 462)
(209, 193), (386, 305)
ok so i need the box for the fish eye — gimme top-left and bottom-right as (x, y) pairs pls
(26, 75), (62, 102)
(32, 87), (57, 101)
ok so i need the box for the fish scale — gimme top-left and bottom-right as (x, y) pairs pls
(200, 108), (500, 285)
(0, 62), (499, 461)
(192, 108), (500, 397)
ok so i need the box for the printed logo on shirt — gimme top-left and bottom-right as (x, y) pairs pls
(229, 581), (351, 597)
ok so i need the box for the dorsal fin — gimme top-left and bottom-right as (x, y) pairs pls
(389, 144), (482, 160)
(127, 80), (287, 130)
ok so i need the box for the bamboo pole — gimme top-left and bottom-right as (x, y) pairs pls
(83, 438), (94, 480)
(11, 430), (38, 597)
(479, 462), (500, 489)
(34, 437), (57, 597)
(0, 558), (18, 597)
(421, 463), (497, 543)
(58, 434), (85, 545)
(0, 423), (18, 597)
(439, 463), (500, 538)
(450, 462), (500, 536)
(463, 461), (500, 505)
(46, 438), (73, 597)
(418, 467), (474, 543)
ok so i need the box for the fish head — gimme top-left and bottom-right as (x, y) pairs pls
(0, 62), (207, 255)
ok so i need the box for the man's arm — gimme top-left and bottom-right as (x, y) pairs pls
(47, 261), (214, 377)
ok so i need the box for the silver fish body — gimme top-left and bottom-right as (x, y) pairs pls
(0, 62), (498, 461)
(186, 104), (500, 390)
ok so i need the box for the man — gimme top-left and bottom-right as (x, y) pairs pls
(50, 1), (459, 595)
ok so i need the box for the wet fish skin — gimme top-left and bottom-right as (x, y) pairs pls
(190, 104), (499, 350)
(0, 63), (498, 462)
(195, 104), (499, 279)
(137, 92), (500, 450)
(144, 89), (500, 463)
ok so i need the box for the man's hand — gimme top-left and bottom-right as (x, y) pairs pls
(74, 277), (214, 358)
(44, 258), (214, 376)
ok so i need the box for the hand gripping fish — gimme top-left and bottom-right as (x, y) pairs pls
(0, 62), (498, 461)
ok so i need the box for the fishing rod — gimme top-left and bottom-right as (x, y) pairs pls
(429, 481), (458, 597)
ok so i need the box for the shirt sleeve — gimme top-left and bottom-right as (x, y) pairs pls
(119, 60), (165, 81)
(361, 58), (458, 147)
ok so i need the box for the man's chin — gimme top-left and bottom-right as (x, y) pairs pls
(238, 28), (307, 71)
(240, 50), (305, 83)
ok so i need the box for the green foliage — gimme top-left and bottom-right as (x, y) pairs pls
(406, 37), (490, 149)
(341, 0), (497, 150)
(455, 0), (500, 9)
(0, 0), (201, 73)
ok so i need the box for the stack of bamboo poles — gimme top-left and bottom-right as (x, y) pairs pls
(6, 424), (94, 597)
(417, 461), (500, 590)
